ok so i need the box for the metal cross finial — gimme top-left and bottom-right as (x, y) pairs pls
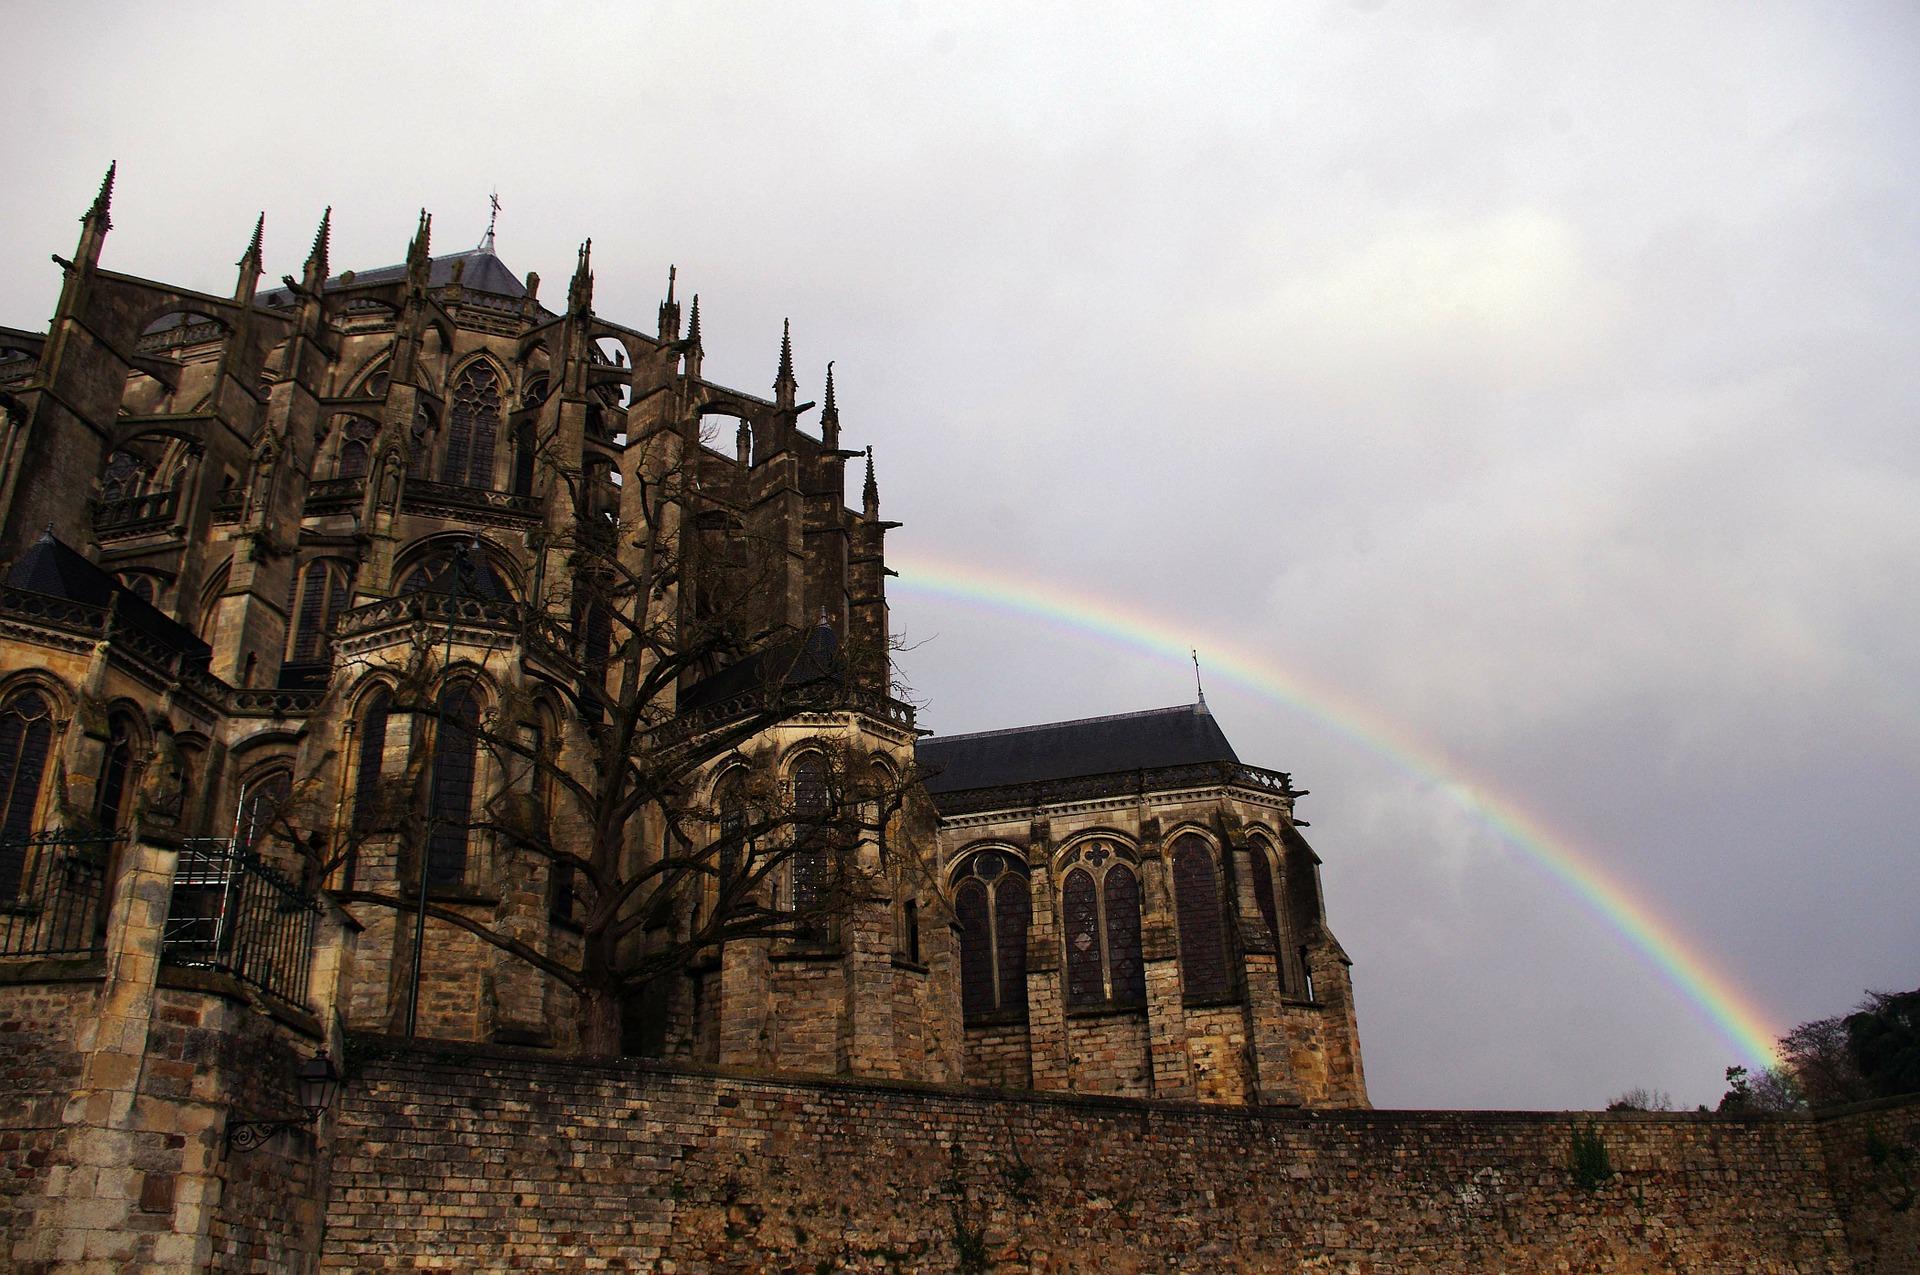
(1192, 648), (1207, 708)
(488, 190), (501, 236)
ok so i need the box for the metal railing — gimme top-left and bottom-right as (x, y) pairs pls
(162, 838), (318, 1009)
(0, 833), (113, 959)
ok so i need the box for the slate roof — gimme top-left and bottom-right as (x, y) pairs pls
(916, 703), (1239, 795)
(258, 245), (531, 308)
(6, 531), (211, 660)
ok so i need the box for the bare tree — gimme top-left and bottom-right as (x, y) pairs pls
(292, 423), (929, 1056)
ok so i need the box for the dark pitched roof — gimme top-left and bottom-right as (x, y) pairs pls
(678, 623), (844, 715)
(916, 703), (1239, 795)
(259, 246), (530, 308)
(6, 531), (210, 661)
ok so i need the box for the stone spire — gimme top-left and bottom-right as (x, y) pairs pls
(863, 445), (879, 518)
(820, 361), (840, 448)
(774, 318), (796, 410)
(234, 212), (264, 302)
(658, 265), (681, 341)
(302, 206), (332, 292)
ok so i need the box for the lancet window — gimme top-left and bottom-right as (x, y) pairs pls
(1250, 836), (1289, 993)
(786, 753), (829, 938)
(953, 849), (1030, 1020)
(95, 713), (140, 834)
(289, 559), (353, 665)
(426, 683), (482, 888)
(1171, 833), (1233, 1001)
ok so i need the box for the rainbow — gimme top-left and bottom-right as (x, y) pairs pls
(891, 548), (1784, 1071)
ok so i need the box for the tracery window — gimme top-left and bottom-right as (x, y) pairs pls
(289, 559), (353, 665)
(1171, 833), (1233, 1001)
(953, 850), (1030, 1020)
(1250, 838), (1289, 993)
(398, 549), (511, 602)
(426, 683), (482, 888)
(101, 449), (149, 501)
(0, 690), (56, 893)
(1060, 839), (1146, 1009)
(443, 363), (501, 489)
(335, 416), (379, 479)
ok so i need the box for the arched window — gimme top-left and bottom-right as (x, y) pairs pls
(443, 363), (502, 489)
(1060, 840), (1146, 1009)
(953, 850), (1030, 1021)
(512, 376), (547, 497)
(234, 768), (291, 858)
(101, 449), (148, 501)
(359, 365), (390, 399)
(1171, 833), (1233, 1001)
(335, 415), (378, 479)
(120, 574), (157, 604)
(350, 689), (391, 835)
(289, 559), (353, 665)
(787, 753), (829, 937)
(95, 714), (139, 834)
(697, 765), (754, 933)
(0, 690), (56, 892)
(427, 683), (482, 888)
(1249, 838), (1289, 993)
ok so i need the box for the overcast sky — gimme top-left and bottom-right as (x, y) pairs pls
(4, 1), (1914, 1109)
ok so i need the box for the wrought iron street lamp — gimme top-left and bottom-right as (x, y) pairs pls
(225, 1049), (342, 1151)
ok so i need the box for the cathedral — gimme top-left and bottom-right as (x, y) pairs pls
(0, 165), (1363, 1176)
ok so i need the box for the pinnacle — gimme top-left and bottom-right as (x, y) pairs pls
(776, 318), (795, 386)
(84, 161), (116, 229)
(822, 361), (837, 417)
(306, 206), (332, 278)
(240, 212), (264, 265)
(687, 295), (702, 344)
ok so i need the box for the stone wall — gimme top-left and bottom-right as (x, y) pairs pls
(324, 1037), (1918, 1274)
(0, 970), (96, 1251)
(1818, 1096), (1920, 1275)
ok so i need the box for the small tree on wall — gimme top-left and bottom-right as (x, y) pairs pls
(277, 424), (929, 1057)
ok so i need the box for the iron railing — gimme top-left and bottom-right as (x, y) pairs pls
(0, 833), (113, 959)
(162, 838), (318, 1009)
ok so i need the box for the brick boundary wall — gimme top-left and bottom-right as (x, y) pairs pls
(323, 1036), (1920, 1273)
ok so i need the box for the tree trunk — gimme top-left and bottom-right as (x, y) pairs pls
(580, 983), (623, 1058)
